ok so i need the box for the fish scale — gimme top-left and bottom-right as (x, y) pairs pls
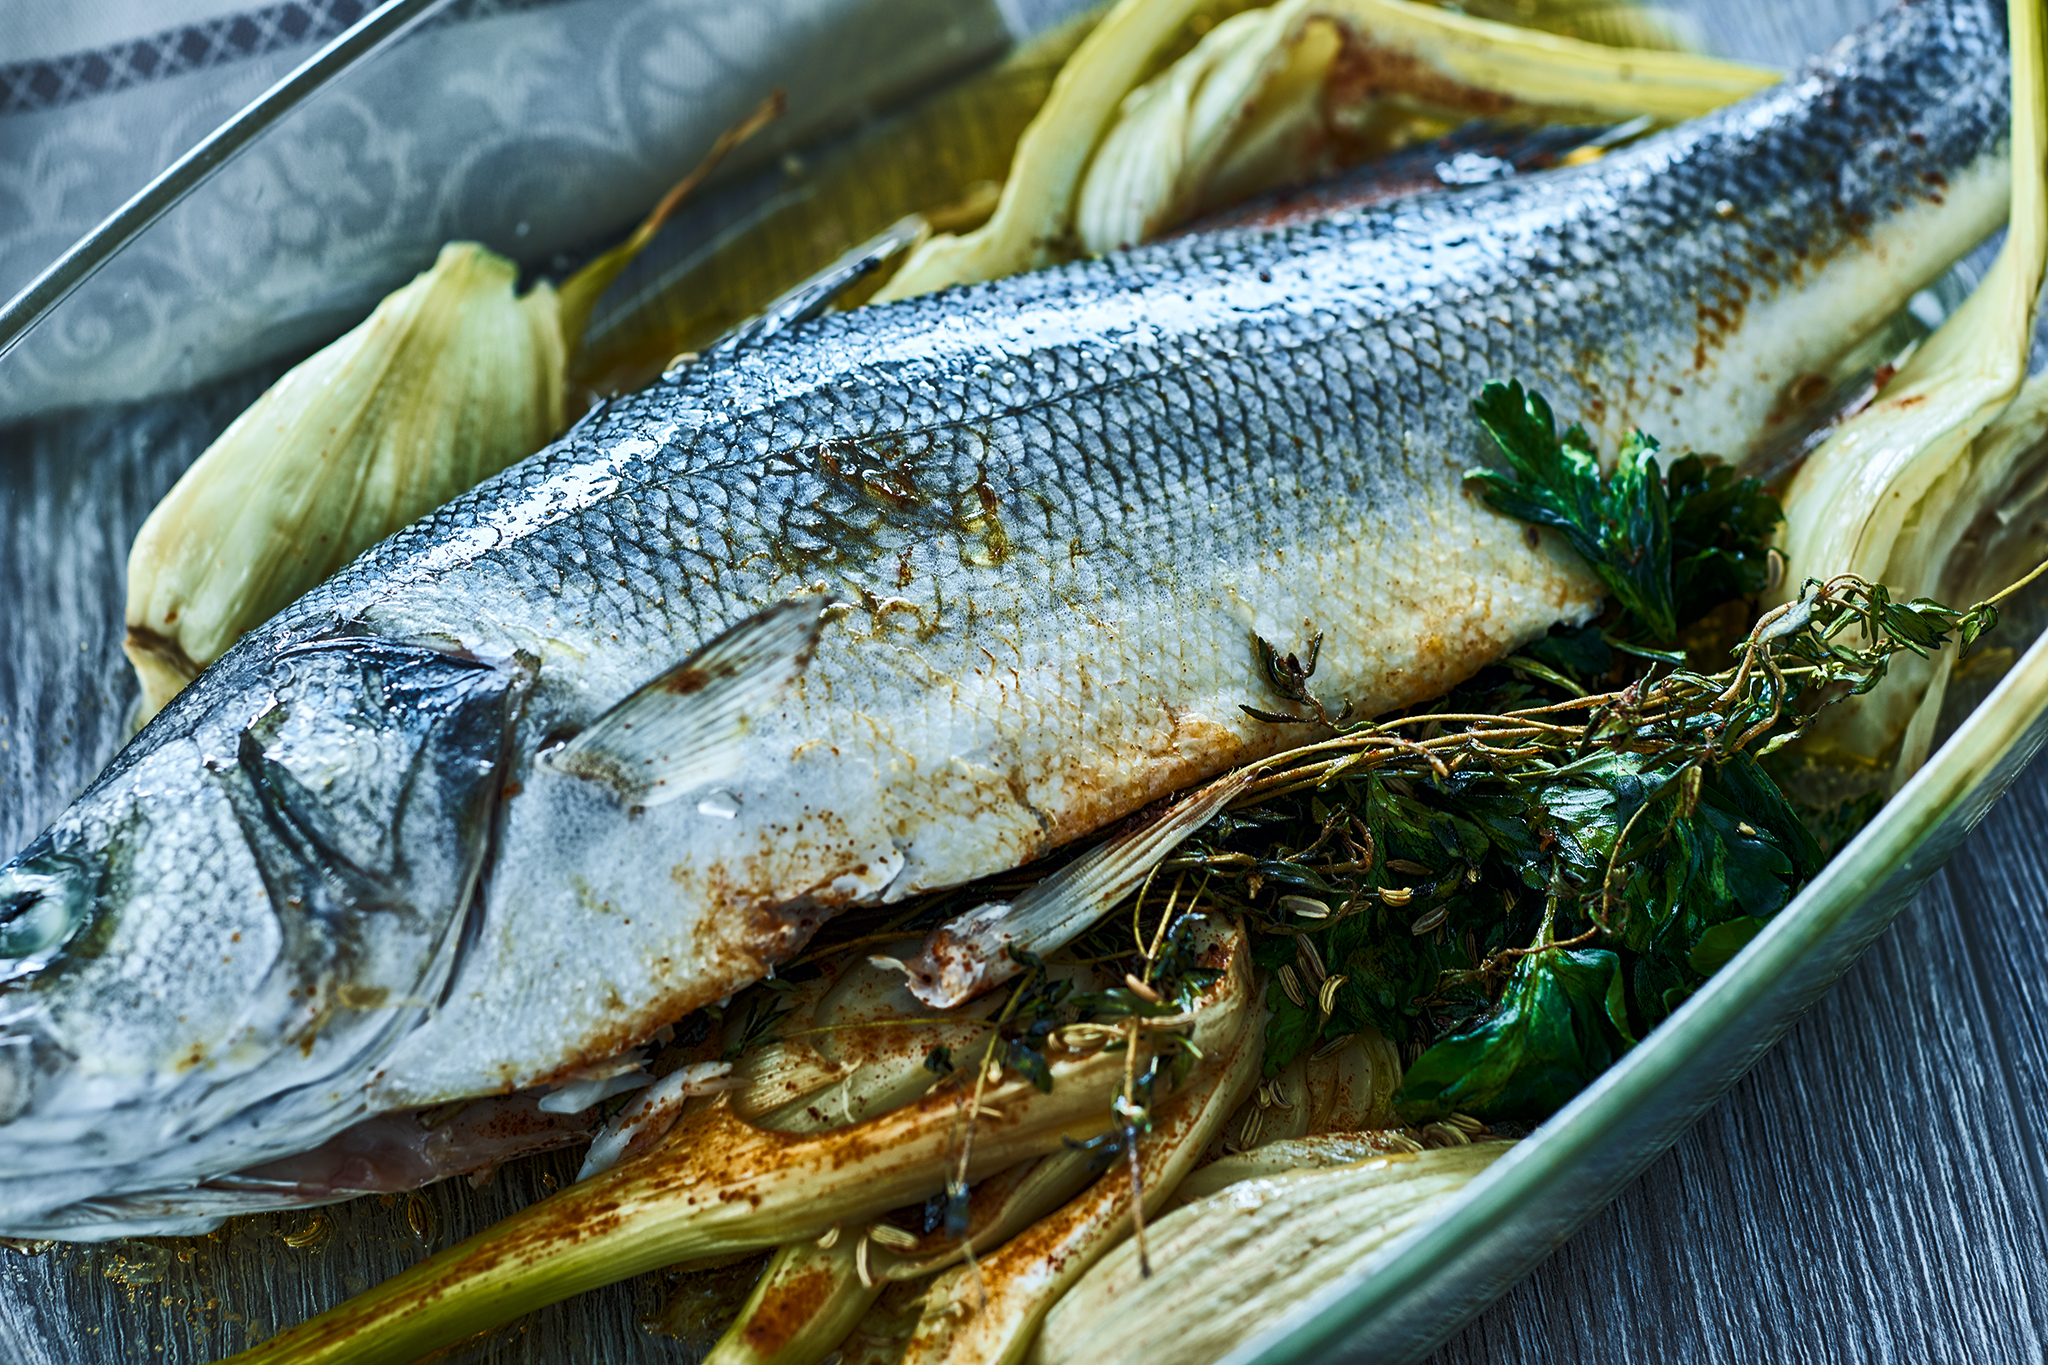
(0, 0), (2013, 1237)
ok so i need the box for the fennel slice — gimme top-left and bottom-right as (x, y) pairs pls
(702, 1236), (882, 1365)
(895, 995), (1261, 1365)
(881, 0), (1774, 298)
(1774, 0), (2048, 782)
(219, 926), (1250, 1365)
(1171, 1129), (1434, 1204)
(1074, 0), (1778, 253)
(874, 0), (1224, 304)
(1449, 0), (1702, 52)
(124, 95), (783, 723)
(123, 244), (565, 721)
(1029, 1142), (1510, 1365)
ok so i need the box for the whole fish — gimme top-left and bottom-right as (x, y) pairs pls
(0, 0), (2009, 1238)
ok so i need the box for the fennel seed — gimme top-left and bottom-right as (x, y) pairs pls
(280, 1213), (330, 1249)
(1409, 906), (1450, 936)
(405, 1193), (435, 1248)
(867, 1224), (920, 1252)
(1276, 964), (1307, 1008)
(1310, 1033), (1354, 1061)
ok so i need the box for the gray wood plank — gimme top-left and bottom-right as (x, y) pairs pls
(1941, 761), (2048, 1185)
(0, 376), (276, 854)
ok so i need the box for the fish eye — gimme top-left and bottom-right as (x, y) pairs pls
(0, 866), (85, 973)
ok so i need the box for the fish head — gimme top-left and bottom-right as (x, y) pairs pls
(0, 629), (526, 1237)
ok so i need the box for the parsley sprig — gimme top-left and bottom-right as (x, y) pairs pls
(1465, 378), (1779, 641)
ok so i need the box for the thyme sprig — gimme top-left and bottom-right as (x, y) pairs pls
(1230, 563), (2010, 818)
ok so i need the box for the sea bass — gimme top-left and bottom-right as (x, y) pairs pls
(0, 0), (2010, 1238)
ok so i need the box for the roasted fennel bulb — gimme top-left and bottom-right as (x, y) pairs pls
(123, 95), (781, 721)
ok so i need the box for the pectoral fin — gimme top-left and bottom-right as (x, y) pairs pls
(542, 596), (828, 806)
(898, 766), (1253, 1008)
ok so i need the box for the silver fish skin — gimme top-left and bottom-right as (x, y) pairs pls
(0, 0), (2011, 1238)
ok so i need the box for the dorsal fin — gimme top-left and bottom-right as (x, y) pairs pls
(542, 596), (827, 806)
(682, 215), (925, 373)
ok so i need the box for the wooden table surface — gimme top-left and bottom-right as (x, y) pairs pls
(7, 0), (2047, 1360)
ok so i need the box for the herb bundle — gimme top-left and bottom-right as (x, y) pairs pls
(1157, 379), (2015, 1122)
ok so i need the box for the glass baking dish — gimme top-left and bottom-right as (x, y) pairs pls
(0, 0), (2031, 1360)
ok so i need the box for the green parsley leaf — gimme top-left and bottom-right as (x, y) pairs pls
(1466, 379), (1782, 643)
(1394, 946), (1635, 1122)
(1467, 379), (1678, 639)
(1665, 453), (1781, 625)
(1688, 916), (1768, 974)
